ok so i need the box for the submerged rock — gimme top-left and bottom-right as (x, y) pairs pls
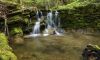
(13, 34), (24, 44)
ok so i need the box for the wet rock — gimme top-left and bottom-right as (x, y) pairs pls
(13, 35), (24, 44)
(43, 28), (55, 35)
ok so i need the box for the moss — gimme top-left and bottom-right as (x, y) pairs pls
(24, 18), (29, 23)
(0, 33), (12, 51)
(0, 33), (8, 44)
(8, 15), (30, 26)
(0, 33), (17, 60)
(10, 27), (23, 35)
(0, 50), (17, 60)
(8, 15), (22, 22)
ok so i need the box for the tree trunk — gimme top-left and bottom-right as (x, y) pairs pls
(4, 17), (9, 36)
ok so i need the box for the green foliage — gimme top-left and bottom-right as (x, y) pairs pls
(10, 27), (23, 35)
(34, 0), (63, 9)
(20, 0), (34, 7)
(60, 2), (100, 30)
(53, 0), (95, 10)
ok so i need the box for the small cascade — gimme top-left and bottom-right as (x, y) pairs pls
(54, 11), (63, 36)
(47, 11), (54, 28)
(54, 11), (60, 28)
(43, 11), (54, 36)
(43, 11), (63, 36)
(29, 10), (43, 37)
(25, 10), (64, 38)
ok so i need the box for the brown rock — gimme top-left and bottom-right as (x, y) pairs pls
(13, 35), (24, 44)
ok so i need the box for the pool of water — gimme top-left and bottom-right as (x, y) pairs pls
(10, 34), (100, 60)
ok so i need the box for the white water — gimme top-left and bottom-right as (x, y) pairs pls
(43, 11), (63, 36)
(29, 11), (43, 37)
(32, 21), (40, 36)
(47, 11), (54, 28)
(25, 10), (63, 38)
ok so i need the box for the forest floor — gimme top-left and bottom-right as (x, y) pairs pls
(11, 32), (100, 60)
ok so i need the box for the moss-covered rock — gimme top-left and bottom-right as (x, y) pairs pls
(10, 27), (24, 44)
(0, 33), (8, 44)
(8, 15), (29, 23)
(0, 33), (12, 51)
(10, 27), (23, 36)
(0, 33), (17, 60)
(0, 50), (17, 60)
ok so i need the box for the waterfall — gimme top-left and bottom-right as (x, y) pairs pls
(29, 10), (43, 37)
(43, 11), (63, 36)
(47, 11), (54, 28)
(54, 11), (63, 36)
(25, 10), (64, 38)
(54, 11), (60, 28)
(43, 11), (54, 36)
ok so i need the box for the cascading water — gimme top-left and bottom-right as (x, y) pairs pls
(47, 11), (54, 28)
(43, 11), (63, 36)
(54, 11), (60, 28)
(29, 10), (43, 37)
(43, 11), (54, 36)
(54, 11), (63, 36)
(25, 10), (63, 38)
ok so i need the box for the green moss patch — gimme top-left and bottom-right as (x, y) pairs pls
(0, 33), (17, 60)
(10, 27), (23, 36)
